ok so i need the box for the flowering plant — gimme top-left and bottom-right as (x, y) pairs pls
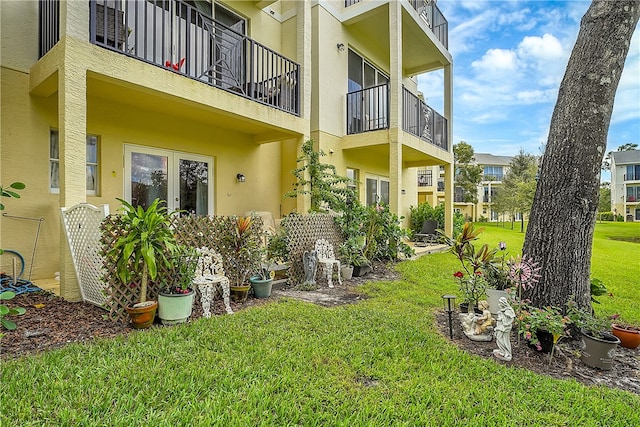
(517, 304), (571, 351)
(453, 270), (488, 308)
(448, 223), (496, 307)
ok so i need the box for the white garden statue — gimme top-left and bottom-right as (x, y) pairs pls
(460, 300), (495, 342)
(493, 297), (516, 361)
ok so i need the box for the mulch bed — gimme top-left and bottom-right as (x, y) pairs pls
(2, 262), (639, 396)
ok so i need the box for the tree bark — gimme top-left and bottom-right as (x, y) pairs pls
(523, 0), (640, 309)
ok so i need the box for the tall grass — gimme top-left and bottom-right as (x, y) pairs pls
(1, 222), (639, 425)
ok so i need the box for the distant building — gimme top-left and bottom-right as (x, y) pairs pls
(611, 150), (640, 221)
(455, 153), (513, 222)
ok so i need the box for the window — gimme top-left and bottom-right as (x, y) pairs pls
(483, 166), (503, 181)
(417, 168), (432, 187)
(50, 130), (99, 195)
(346, 168), (358, 193)
(626, 164), (640, 181)
(627, 186), (640, 202)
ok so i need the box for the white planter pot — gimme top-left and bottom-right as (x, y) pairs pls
(486, 289), (509, 315)
(158, 290), (194, 325)
(341, 265), (354, 280)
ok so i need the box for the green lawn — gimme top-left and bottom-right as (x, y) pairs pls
(1, 222), (639, 425)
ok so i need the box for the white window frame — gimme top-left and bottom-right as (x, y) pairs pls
(365, 174), (390, 207)
(49, 129), (100, 195)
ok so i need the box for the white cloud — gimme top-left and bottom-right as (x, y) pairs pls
(471, 48), (519, 74)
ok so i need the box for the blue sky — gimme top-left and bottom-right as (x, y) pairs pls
(417, 0), (640, 180)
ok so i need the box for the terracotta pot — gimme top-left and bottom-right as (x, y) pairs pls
(611, 324), (640, 349)
(125, 300), (157, 329)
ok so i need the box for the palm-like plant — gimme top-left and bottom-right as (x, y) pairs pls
(107, 198), (178, 304)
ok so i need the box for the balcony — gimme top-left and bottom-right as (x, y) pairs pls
(482, 174), (504, 182)
(73, 1), (300, 116)
(345, 0), (448, 49)
(402, 88), (447, 151)
(624, 173), (640, 181)
(347, 84), (389, 134)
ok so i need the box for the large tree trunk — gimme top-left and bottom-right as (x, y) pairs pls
(523, 1), (639, 310)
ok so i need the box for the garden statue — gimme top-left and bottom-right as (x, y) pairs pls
(302, 250), (318, 286)
(459, 300), (494, 342)
(493, 297), (516, 361)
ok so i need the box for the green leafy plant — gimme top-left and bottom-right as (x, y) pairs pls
(446, 223), (499, 305)
(590, 278), (608, 304)
(0, 291), (26, 333)
(219, 215), (264, 287)
(566, 298), (612, 338)
(284, 139), (355, 213)
(160, 246), (197, 294)
(339, 236), (369, 267)
(106, 198), (178, 304)
(362, 204), (413, 262)
(0, 182), (26, 211)
(516, 305), (571, 351)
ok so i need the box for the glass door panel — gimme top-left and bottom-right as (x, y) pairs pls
(176, 156), (212, 216)
(128, 151), (169, 210)
(366, 178), (378, 206)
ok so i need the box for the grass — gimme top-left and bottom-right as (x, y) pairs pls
(1, 222), (639, 425)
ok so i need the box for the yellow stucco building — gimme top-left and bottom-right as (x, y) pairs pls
(1, 0), (453, 301)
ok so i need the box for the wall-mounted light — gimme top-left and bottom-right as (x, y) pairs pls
(336, 43), (345, 52)
(236, 173), (246, 183)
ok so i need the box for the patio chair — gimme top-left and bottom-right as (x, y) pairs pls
(414, 219), (438, 247)
(193, 247), (233, 316)
(315, 239), (342, 288)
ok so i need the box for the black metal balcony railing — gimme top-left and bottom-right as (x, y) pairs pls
(39, 0), (60, 58)
(408, 0), (448, 49)
(87, 0), (299, 116)
(402, 88), (447, 151)
(417, 169), (432, 187)
(344, 0), (447, 49)
(347, 84), (390, 134)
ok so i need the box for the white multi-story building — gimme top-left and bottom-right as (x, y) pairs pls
(611, 150), (640, 221)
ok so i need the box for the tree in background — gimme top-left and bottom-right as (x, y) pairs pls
(493, 150), (538, 232)
(602, 143), (639, 171)
(453, 141), (483, 205)
(597, 183), (611, 214)
(523, 0), (639, 310)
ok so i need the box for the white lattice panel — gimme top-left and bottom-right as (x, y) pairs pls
(61, 203), (110, 307)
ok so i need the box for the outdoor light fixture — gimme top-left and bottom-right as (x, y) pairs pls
(442, 294), (456, 339)
(236, 173), (246, 183)
(337, 43), (345, 52)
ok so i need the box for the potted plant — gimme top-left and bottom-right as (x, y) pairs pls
(611, 322), (640, 349)
(484, 241), (512, 314)
(223, 215), (263, 303)
(566, 299), (620, 370)
(516, 305), (571, 353)
(157, 246), (197, 325)
(250, 264), (274, 299)
(107, 198), (178, 328)
(447, 223), (495, 312)
(339, 236), (368, 280)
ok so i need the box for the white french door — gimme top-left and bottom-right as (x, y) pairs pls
(124, 145), (214, 215)
(365, 175), (390, 207)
